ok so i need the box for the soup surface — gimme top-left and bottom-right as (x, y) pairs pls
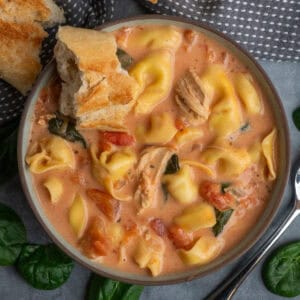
(26, 25), (277, 277)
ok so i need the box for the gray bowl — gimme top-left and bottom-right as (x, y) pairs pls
(18, 15), (290, 285)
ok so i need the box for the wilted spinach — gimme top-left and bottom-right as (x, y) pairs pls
(0, 119), (19, 184)
(116, 48), (133, 70)
(17, 243), (74, 290)
(220, 183), (231, 194)
(240, 122), (250, 132)
(161, 154), (180, 201)
(262, 241), (300, 298)
(212, 209), (233, 236)
(164, 154), (180, 175)
(48, 113), (87, 148)
(87, 274), (144, 300)
(0, 203), (26, 265)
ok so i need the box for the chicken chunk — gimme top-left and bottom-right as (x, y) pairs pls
(175, 69), (209, 125)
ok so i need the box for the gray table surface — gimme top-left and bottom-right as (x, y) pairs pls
(1, 1), (300, 299)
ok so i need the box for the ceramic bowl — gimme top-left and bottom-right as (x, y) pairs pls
(18, 15), (290, 285)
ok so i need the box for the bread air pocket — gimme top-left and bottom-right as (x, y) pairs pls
(130, 49), (174, 115)
(26, 136), (75, 173)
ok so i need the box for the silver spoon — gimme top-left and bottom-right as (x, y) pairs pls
(206, 166), (300, 300)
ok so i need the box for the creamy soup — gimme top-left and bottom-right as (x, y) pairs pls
(26, 25), (277, 277)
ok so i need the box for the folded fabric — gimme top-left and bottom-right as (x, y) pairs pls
(138, 0), (299, 63)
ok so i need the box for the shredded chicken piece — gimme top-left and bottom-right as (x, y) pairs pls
(134, 147), (174, 212)
(175, 68), (209, 125)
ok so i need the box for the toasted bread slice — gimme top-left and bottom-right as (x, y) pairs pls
(0, 0), (65, 26)
(0, 19), (48, 95)
(54, 26), (139, 131)
(0, 0), (64, 94)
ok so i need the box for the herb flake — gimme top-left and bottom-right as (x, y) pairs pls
(212, 209), (233, 236)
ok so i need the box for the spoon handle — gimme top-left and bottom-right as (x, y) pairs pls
(205, 204), (300, 300)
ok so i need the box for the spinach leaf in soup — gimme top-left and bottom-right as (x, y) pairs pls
(220, 182), (231, 194)
(164, 154), (180, 175)
(212, 209), (233, 236)
(292, 108), (300, 130)
(262, 241), (300, 298)
(17, 243), (74, 290)
(240, 122), (251, 132)
(0, 119), (19, 184)
(116, 48), (134, 70)
(0, 203), (26, 265)
(88, 274), (144, 300)
(48, 113), (87, 148)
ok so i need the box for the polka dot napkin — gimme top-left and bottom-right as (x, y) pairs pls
(138, 0), (300, 62)
(1, 0), (299, 125)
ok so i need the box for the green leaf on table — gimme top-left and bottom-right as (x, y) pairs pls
(48, 113), (87, 148)
(17, 243), (74, 290)
(0, 119), (19, 184)
(116, 48), (134, 70)
(262, 241), (300, 298)
(0, 203), (26, 265)
(292, 108), (300, 130)
(87, 274), (144, 300)
(212, 209), (233, 236)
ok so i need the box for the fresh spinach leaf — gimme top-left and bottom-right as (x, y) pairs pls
(116, 48), (133, 70)
(161, 183), (168, 202)
(293, 108), (300, 130)
(0, 203), (26, 265)
(48, 113), (87, 148)
(0, 119), (19, 184)
(212, 209), (233, 236)
(221, 183), (231, 194)
(240, 122), (250, 132)
(262, 242), (300, 298)
(164, 154), (180, 175)
(17, 243), (74, 290)
(87, 274), (144, 300)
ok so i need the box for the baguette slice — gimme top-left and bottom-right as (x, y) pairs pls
(54, 26), (139, 131)
(0, 0), (65, 26)
(0, 0), (65, 94)
(0, 19), (48, 95)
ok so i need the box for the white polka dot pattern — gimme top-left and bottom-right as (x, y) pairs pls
(0, 0), (114, 125)
(139, 0), (300, 62)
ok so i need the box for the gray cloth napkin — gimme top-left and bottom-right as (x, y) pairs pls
(138, 0), (300, 63)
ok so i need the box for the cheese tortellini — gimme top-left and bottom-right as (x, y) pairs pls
(174, 127), (203, 147)
(136, 113), (178, 144)
(178, 236), (223, 265)
(162, 165), (198, 204)
(134, 235), (165, 276)
(128, 26), (182, 51)
(43, 176), (63, 204)
(69, 193), (88, 239)
(233, 73), (262, 115)
(262, 129), (277, 180)
(130, 49), (174, 114)
(201, 145), (251, 178)
(26, 136), (75, 174)
(197, 65), (243, 137)
(90, 146), (137, 200)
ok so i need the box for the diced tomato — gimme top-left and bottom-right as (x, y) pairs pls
(150, 218), (167, 237)
(200, 181), (235, 211)
(102, 131), (135, 146)
(80, 218), (109, 258)
(86, 189), (121, 222)
(168, 224), (193, 250)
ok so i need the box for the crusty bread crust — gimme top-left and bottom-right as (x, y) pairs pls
(0, 0), (64, 94)
(55, 26), (139, 131)
(0, 19), (47, 94)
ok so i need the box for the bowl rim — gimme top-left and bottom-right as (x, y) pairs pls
(18, 14), (291, 285)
